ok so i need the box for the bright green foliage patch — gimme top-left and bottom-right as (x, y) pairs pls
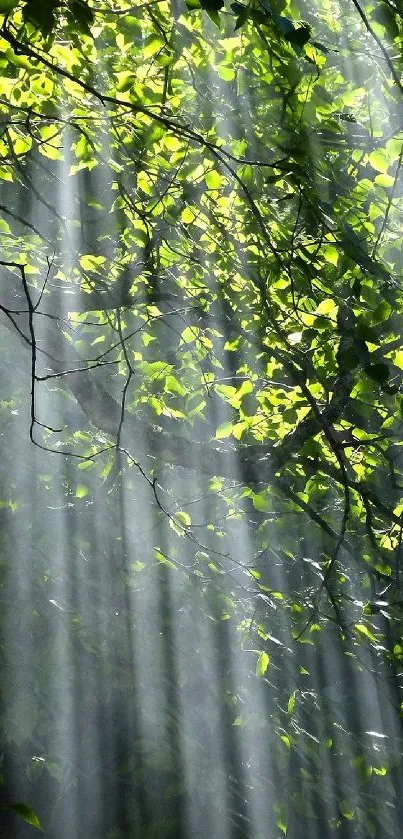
(0, 0), (403, 837)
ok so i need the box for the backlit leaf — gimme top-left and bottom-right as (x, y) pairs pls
(256, 651), (270, 676)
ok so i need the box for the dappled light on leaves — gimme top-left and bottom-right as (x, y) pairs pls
(0, 0), (403, 837)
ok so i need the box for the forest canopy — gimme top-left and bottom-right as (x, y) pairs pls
(1, 0), (403, 837)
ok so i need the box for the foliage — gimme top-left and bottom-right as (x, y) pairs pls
(1, 0), (403, 836)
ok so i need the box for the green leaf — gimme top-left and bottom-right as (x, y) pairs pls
(372, 300), (392, 324)
(364, 363), (389, 384)
(145, 122), (166, 146)
(256, 651), (270, 676)
(375, 173), (394, 188)
(311, 40), (330, 53)
(356, 323), (379, 344)
(322, 246), (339, 266)
(286, 25), (311, 47)
(205, 170), (222, 189)
(230, 1), (246, 12)
(368, 150), (390, 174)
(337, 347), (360, 370)
(68, 0), (94, 33)
(175, 510), (191, 527)
(354, 623), (377, 642)
(198, 0), (224, 14)
(22, 0), (57, 34)
(371, 3), (399, 38)
(155, 549), (176, 568)
(339, 799), (355, 820)
(218, 66), (236, 81)
(252, 491), (271, 512)
(272, 14), (295, 34)
(116, 72), (137, 93)
(215, 422), (234, 439)
(234, 8), (249, 29)
(206, 8), (221, 25)
(2, 803), (42, 830)
(0, 0), (18, 13)
(79, 254), (106, 272)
